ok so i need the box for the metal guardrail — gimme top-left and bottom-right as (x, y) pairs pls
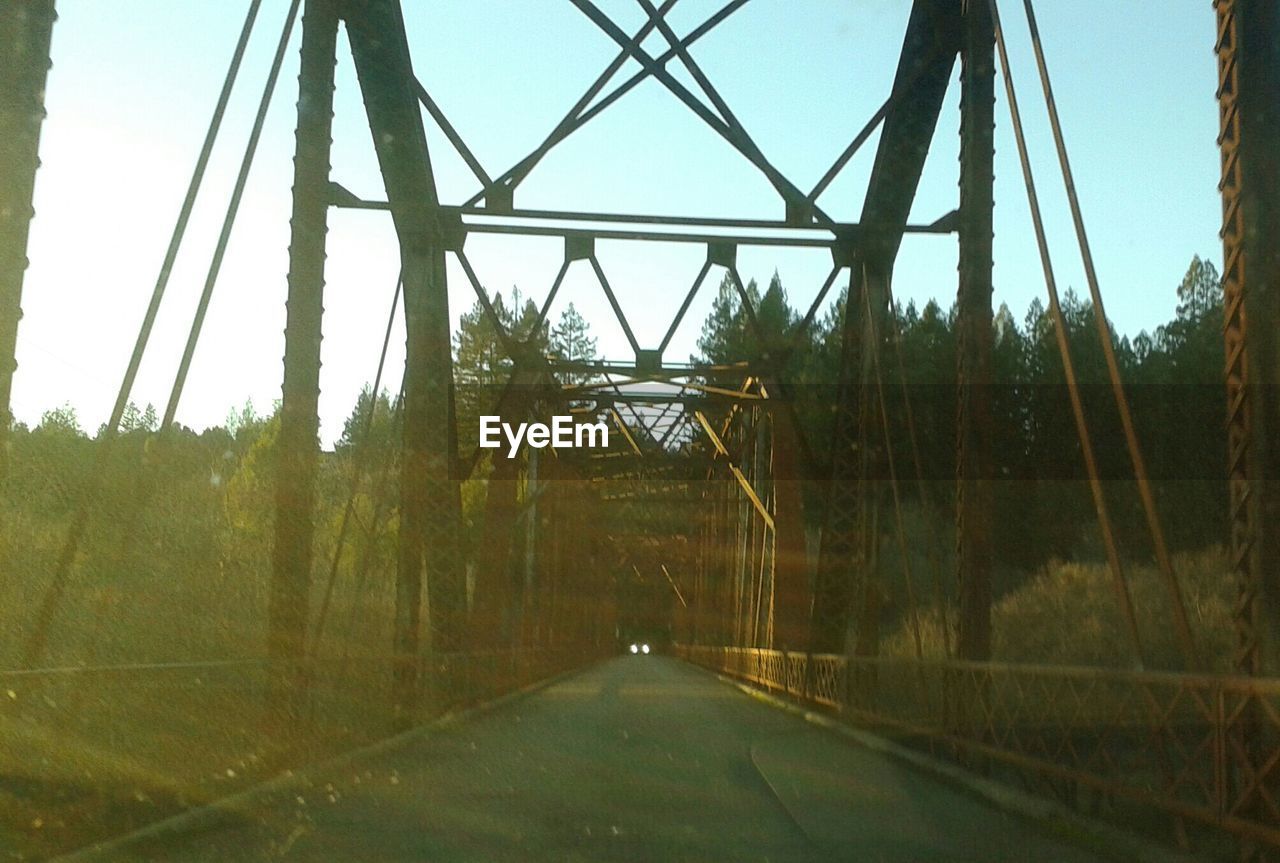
(677, 644), (1280, 854)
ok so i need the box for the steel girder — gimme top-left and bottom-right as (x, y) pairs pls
(955, 0), (996, 662)
(270, 0), (998, 688)
(811, 0), (963, 656)
(344, 0), (466, 719)
(0, 1), (56, 468)
(272, 0), (467, 721)
(271, 0), (339, 722)
(857, 1), (965, 268)
(769, 407), (810, 651)
(307, 0), (973, 669)
(1215, 3), (1280, 853)
(1215, 0), (1280, 681)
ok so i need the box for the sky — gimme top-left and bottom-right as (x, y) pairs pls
(15, 1), (1224, 446)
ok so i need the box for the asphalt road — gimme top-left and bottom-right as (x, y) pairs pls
(122, 656), (1108, 862)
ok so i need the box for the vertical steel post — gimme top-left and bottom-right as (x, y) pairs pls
(538, 454), (560, 649)
(470, 452), (519, 650)
(1215, 0), (1280, 679)
(346, 0), (464, 719)
(702, 478), (716, 645)
(854, 262), (891, 659)
(0, 0), (56, 462)
(715, 475), (732, 645)
(1215, 4), (1280, 854)
(770, 410), (811, 650)
(396, 239), (460, 693)
(811, 1), (960, 656)
(570, 473), (592, 652)
(522, 448), (540, 650)
(810, 268), (865, 654)
(956, 0), (996, 661)
(272, 0), (339, 722)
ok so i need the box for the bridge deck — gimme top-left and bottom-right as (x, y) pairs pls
(135, 657), (1106, 862)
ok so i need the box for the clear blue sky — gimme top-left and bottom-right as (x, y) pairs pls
(17, 1), (1223, 445)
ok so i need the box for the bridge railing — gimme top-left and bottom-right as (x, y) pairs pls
(677, 644), (1280, 855)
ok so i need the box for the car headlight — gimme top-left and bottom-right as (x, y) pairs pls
(629, 643), (638, 654)
(641, 643), (650, 654)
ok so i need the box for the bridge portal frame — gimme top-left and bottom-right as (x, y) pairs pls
(277, 0), (998, 713)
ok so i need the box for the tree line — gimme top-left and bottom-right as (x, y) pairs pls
(690, 256), (1226, 570)
(0, 256), (1229, 669)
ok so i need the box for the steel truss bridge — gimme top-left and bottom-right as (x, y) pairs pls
(1, 0), (1278, 859)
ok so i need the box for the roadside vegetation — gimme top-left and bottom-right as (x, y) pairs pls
(1, 256), (1231, 671)
(0, 255), (1235, 855)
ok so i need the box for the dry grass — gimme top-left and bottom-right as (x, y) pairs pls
(884, 547), (1236, 670)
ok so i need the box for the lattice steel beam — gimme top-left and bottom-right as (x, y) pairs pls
(568, 0), (822, 225)
(1215, 0), (1280, 680)
(462, 0), (713, 209)
(1214, 8), (1280, 850)
(811, 265), (865, 655)
(811, 1), (962, 655)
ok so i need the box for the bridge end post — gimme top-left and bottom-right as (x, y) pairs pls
(0, 1), (57, 474)
(345, 0), (466, 724)
(270, 0), (340, 732)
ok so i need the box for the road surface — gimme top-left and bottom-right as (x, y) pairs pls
(119, 656), (1108, 862)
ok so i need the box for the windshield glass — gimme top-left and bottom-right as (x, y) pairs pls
(3, 3), (1274, 862)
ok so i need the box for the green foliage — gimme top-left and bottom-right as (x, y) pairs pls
(551, 302), (597, 364)
(0, 254), (1233, 673)
(694, 273), (765, 365)
(336, 386), (398, 454)
(453, 286), (556, 447)
(224, 409), (280, 541)
(686, 258), (1231, 668)
(551, 302), (598, 386)
(885, 547), (1234, 671)
(455, 290), (516, 383)
(37, 403), (83, 437)
(118, 401), (158, 435)
(690, 258), (1226, 564)
(224, 398), (269, 449)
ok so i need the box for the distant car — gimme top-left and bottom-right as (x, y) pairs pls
(627, 642), (651, 656)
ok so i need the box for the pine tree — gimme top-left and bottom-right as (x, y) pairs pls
(39, 403), (83, 437)
(551, 302), (598, 385)
(337, 385), (397, 454)
(454, 291), (514, 386)
(694, 272), (761, 365)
